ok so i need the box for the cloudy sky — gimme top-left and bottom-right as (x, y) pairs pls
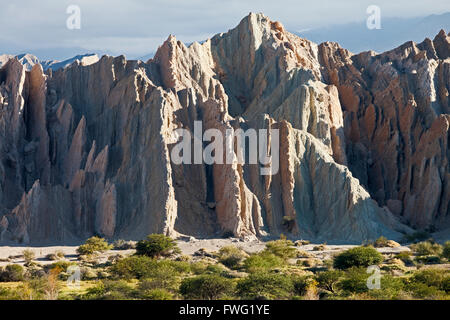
(0, 0), (449, 60)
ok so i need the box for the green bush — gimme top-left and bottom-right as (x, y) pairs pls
(137, 276), (179, 293)
(113, 239), (136, 250)
(264, 240), (297, 260)
(409, 269), (449, 290)
(333, 246), (383, 270)
(0, 287), (20, 300)
(401, 269), (450, 299)
(179, 274), (234, 300)
(138, 288), (173, 300)
(315, 270), (344, 293)
(77, 236), (112, 255)
(136, 234), (180, 258)
(405, 282), (445, 299)
(46, 261), (77, 273)
(415, 255), (442, 265)
(442, 241), (450, 260)
(217, 246), (247, 269)
(410, 241), (443, 256)
(372, 236), (389, 248)
(292, 275), (314, 296)
(243, 252), (284, 273)
(396, 251), (413, 265)
(367, 275), (405, 300)
(337, 267), (370, 294)
(442, 276), (450, 293)
(236, 272), (294, 299)
(84, 280), (136, 300)
(110, 256), (187, 280)
(0, 264), (25, 282)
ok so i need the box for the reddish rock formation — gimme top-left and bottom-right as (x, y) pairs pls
(0, 13), (447, 244)
(318, 29), (449, 230)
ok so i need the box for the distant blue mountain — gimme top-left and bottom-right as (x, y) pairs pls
(296, 12), (450, 53)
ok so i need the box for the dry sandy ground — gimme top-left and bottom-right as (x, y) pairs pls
(0, 238), (410, 267)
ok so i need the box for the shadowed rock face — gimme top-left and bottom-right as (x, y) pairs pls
(0, 13), (447, 244)
(318, 29), (450, 230)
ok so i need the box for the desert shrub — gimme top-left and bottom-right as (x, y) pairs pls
(442, 276), (450, 293)
(243, 251), (284, 273)
(111, 256), (189, 281)
(367, 275), (405, 300)
(402, 269), (450, 298)
(337, 267), (370, 294)
(205, 264), (227, 275)
(372, 236), (389, 248)
(190, 261), (208, 275)
(333, 246), (383, 270)
(415, 255), (442, 265)
(296, 250), (312, 258)
(264, 240), (297, 260)
(291, 275), (314, 296)
(298, 258), (319, 267)
(164, 260), (191, 274)
(405, 282), (445, 299)
(236, 272), (294, 299)
(84, 280), (136, 300)
(409, 269), (449, 290)
(315, 270), (344, 293)
(77, 236), (112, 255)
(138, 288), (173, 300)
(294, 240), (310, 246)
(22, 249), (35, 265)
(410, 241), (443, 256)
(110, 255), (157, 279)
(396, 251), (413, 265)
(46, 261), (77, 273)
(0, 287), (20, 300)
(179, 274), (234, 300)
(217, 246), (247, 269)
(313, 244), (327, 251)
(137, 275), (179, 293)
(81, 266), (98, 280)
(45, 253), (59, 261)
(442, 241), (450, 260)
(113, 239), (136, 250)
(112, 256), (162, 279)
(0, 280), (41, 300)
(0, 264), (25, 282)
(136, 234), (180, 258)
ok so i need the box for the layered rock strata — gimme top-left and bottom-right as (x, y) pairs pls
(0, 13), (447, 244)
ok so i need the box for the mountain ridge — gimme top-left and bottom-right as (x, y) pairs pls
(0, 13), (448, 245)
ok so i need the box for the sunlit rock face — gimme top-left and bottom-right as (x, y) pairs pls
(0, 13), (447, 244)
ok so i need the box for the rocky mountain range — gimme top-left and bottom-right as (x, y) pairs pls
(0, 13), (448, 244)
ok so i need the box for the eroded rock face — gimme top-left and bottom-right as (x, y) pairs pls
(318, 29), (450, 230)
(0, 13), (446, 244)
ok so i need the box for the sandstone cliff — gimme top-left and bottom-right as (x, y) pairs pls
(0, 13), (447, 244)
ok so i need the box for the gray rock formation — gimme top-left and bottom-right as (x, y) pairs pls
(0, 13), (447, 244)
